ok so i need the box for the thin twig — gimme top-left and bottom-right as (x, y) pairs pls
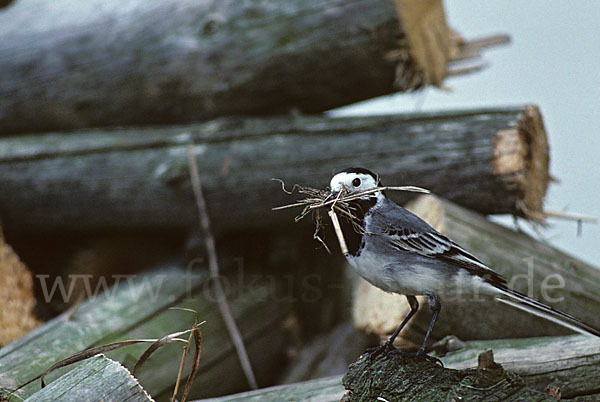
(186, 144), (258, 390)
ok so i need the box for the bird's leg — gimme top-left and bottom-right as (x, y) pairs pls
(367, 294), (443, 366)
(366, 295), (419, 357)
(411, 294), (442, 365)
(416, 294), (440, 355)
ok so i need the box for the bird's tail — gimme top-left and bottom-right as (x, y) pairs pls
(494, 286), (600, 337)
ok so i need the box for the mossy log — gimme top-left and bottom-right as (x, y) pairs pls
(0, 106), (548, 234)
(23, 355), (152, 402)
(0, 0), (504, 135)
(353, 195), (600, 348)
(0, 268), (291, 401)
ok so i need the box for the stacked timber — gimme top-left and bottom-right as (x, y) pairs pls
(1, 0), (596, 401)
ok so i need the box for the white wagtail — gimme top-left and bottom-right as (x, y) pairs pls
(328, 167), (600, 358)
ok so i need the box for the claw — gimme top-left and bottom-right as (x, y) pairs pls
(364, 340), (396, 359)
(363, 343), (444, 367)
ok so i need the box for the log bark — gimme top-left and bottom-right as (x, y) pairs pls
(0, 268), (291, 401)
(342, 351), (553, 401)
(0, 0), (504, 135)
(353, 195), (600, 349)
(0, 106), (549, 234)
(195, 334), (600, 401)
(22, 355), (152, 402)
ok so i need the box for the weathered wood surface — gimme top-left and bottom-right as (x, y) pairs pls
(0, 106), (549, 234)
(195, 334), (600, 401)
(342, 351), (553, 401)
(353, 195), (600, 349)
(0, 268), (290, 401)
(22, 355), (153, 402)
(195, 376), (345, 402)
(0, 0), (505, 135)
(440, 335), (600, 400)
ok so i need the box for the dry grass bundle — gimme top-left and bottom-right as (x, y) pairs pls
(273, 179), (430, 255)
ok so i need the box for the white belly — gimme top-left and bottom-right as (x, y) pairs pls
(346, 251), (498, 298)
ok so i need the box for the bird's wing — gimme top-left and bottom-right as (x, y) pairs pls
(379, 221), (505, 284)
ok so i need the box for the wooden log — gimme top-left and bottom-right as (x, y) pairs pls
(0, 0), (505, 135)
(0, 267), (291, 401)
(22, 355), (152, 402)
(196, 376), (345, 402)
(196, 334), (600, 401)
(342, 351), (553, 401)
(0, 106), (549, 234)
(440, 335), (600, 400)
(353, 195), (600, 349)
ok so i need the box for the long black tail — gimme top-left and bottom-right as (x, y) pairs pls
(494, 287), (600, 337)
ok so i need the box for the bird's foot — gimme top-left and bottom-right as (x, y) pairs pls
(364, 340), (396, 359)
(364, 343), (443, 367)
(404, 349), (444, 367)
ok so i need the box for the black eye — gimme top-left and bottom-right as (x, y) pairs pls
(352, 178), (361, 187)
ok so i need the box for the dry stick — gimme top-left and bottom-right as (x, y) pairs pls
(185, 144), (258, 390)
(328, 209), (348, 256)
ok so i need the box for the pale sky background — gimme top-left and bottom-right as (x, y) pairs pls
(331, 1), (600, 266)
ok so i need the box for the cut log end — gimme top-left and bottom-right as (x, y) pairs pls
(0, 230), (40, 346)
(393, 0), (510, 88)
(493, 105), (550, 221)
(393, 0), (447, 87)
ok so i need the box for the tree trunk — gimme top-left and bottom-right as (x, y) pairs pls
(0, 268), (291, 401)
(0, 0), (504, 135)
(0, 106), (549, 234)
(353, 195), (600, 348)
(22, 355), (152, 402)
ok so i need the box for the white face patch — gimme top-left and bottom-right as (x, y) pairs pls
(330, 172), (379, 194)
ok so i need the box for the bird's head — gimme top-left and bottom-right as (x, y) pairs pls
(329, 167), (383, 200)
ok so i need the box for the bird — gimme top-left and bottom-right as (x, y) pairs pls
(327, 167), (600, 359)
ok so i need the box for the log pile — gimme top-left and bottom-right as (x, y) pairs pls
(0, 0), (596, 401)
